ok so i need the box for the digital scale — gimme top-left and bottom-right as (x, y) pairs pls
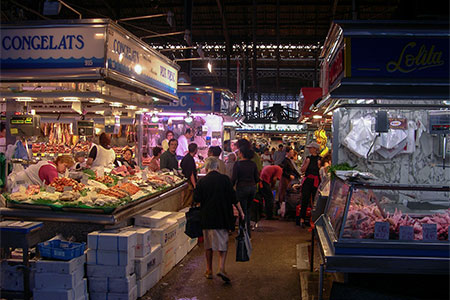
(429, 110), (450, 169)
(75, 120), (94, 137)
(9, 115), (41, 137)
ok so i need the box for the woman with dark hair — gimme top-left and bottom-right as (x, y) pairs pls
(232, 140), (259, 237)
(148, 146), (162, 172)
(87, 132), (116, 173)
(115, 148), (137, 169)
(161, 131), (174, 151)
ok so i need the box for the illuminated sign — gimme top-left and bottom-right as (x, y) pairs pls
(237, 123), (306, 132)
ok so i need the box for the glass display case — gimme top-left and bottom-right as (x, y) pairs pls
(318, 176), (450, 258)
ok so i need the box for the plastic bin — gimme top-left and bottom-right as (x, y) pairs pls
(38, 240), (86, 261)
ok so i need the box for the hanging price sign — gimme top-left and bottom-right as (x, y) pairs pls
(422, 224), (437, 241)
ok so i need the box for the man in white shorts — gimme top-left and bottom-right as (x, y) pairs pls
(194, 157), (245, 282)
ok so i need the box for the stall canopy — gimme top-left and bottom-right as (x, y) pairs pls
(0, 19), (180, 105)
(318, 21), (450, 105)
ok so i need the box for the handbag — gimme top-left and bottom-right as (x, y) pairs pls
(236, 222), (252, 262)
(184, 206), (203, 238)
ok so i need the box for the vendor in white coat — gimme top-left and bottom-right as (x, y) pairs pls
(87, 133), (116, 173)
(7, 155), (74, 190)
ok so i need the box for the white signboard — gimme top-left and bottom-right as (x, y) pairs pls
(237, 123), (305, 132)
(106, 28), (178, 96)
(1, 26), (105, 69)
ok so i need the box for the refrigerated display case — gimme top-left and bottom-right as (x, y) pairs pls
(315, 176), (450, 274)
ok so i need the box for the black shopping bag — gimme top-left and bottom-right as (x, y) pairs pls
(184, 206), (203, 238)
(236, 222), (252, 262)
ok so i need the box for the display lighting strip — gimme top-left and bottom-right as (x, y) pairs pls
(15, 97), (34, 102)
(157, 112), (208, 117)
(109, 102), (123, 107)
(89, 98), (105, 104)
(62, 97), (80, 102)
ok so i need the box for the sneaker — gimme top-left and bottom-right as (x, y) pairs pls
(204, 271), (213, 279)
(216, 271), (231, 282)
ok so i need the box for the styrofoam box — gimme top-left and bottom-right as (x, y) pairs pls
(87, 247), (135, 266)
(128, 227), (152, 258)
(88, 273), (136, 293)
(36, 254), (85, 274)
(136, 266), (160, 298)
(135, 210), (172, 228)
(175, 242), (188, 265)
(187, 237), (198, 253)
(0, 259), (36, 291)
(90, 285), (137, 300)
(161, 243), (176, 277)
(134, 244), (162, 279)
(34, 266), (84, 290)
(168, 212), (188, 247)
(87, 263), (134, 279)
(150, 220), (177, 248)
(33, 278), (87, 300)
(88, 229), (137, 252)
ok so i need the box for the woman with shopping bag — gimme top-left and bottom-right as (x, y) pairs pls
(194, 157), (245, 283)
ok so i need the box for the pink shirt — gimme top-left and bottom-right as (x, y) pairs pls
(260, 165), (283, 184)
(39, 162), (58, 185)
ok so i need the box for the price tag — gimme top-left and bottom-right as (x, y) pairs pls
(142, 172), (147, 181)
(47, 186), (56, 193)
(41, 153), (45, 157)
(63, 186), (73, 192)
(374, 222), (390, 240)
(399, 226), (414, 241)
(33, 153), (37, 157)
(422, 224), (437, 241)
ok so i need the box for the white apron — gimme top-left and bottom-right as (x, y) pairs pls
(91, 144), (116, 174)
(7, 160), (56, 191)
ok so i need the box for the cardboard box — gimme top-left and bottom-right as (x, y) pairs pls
(86, 247), (135, 266)
(160, 243), (176, 277)
(90, 285), (137, 300)
(88, 229), (137, 252)
(88, 274), (136, 293)
(128, 227), (152, 258)
(87, 263), (134, 279)
(187, 237), (198, 253)
(134, 244), (162, 279)
(34, 266), (84, 290)
(134, 210), (172, 228)
(33, 278), (87, 300)
(136, 266), (160, 298)
(150, 220), (177, 248)
(175, 242), (188, 265)
(36, 254), (85, 274)
(0, 259), (36, 291)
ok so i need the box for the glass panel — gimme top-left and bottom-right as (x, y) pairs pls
(342, 187), (450, 241)
(326, 179), (350, 238)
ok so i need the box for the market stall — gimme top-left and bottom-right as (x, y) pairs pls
(137, 86), (236, 162)
(312, 21), (450, 299)
(0, 19), (188, 237)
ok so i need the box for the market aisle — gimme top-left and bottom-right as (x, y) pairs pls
(144, 219), (310, 300)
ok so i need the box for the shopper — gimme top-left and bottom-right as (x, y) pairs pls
(160, 139), (179, 170)
(161, 130), (174, 152)
(260, 165), (283, 220)
(181, 143), (198, 207)
(318, 153), (331, 196)
(278, 148), (301, 204)
(207, 146), (226, 174)
(273, 144), (286, 166)
(261, 148), (273, 167)
(7, 155), (74, 190)
(225, 151), (236, 179)
(115, 149), (137, 169)
(194, 157), (244, 282)
(176, 128), (194, 159)
(232, 141), (259, 237)
(0, 123), (6, 154)
(87, 133), (116, 173)
(148, 146), (162, 172)
(74, 152), (87, 170)
(299, 142), (321, 227)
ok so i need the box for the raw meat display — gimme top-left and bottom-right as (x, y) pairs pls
(49, 177), (85, 192)
(41, 123), (74, 145)
(343, 202), (450, 241)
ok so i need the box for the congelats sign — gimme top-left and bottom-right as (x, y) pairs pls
(0, 26), (105, 69)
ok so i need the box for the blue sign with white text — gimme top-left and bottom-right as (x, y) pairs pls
(350, 37), (449, 79)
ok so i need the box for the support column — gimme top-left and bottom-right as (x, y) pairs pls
(252, 0), (258, 113)
(183, 0), (193, 79)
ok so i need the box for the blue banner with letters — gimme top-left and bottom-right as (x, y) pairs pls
(350, 37), (449, 79)
(159, 92), (213, 112)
